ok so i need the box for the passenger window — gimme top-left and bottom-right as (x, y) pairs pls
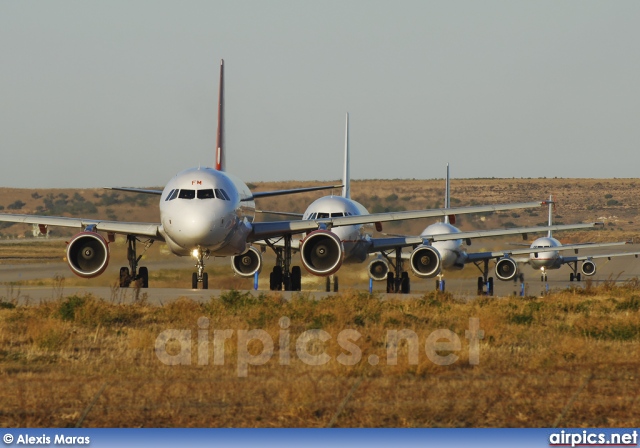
(178, 189), (195, 199)
(198, 189), (215, 199)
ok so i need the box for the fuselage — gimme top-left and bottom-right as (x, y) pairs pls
(302, 196), (371, 264)
(420, 222), (465, 270)
(158, 167), (255, 256)
(529, 236), (563, 270)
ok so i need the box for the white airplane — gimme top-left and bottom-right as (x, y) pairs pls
(366, 166), (607, 295)
(0, 61), (547, 290)
(255, 118), (578, 294)
(492, 196), (640, 283)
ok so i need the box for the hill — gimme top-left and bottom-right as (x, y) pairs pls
(0, 178), (637, 242)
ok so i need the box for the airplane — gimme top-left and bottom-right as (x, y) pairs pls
(492, 195), (640, 283)
(0, 60), (548, 290)
(253, 117), (582, 294)
(365, 166), (609, 295)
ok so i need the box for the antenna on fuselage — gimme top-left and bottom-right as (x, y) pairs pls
(342, 113), (350, 199)
(215, 59), (225, 171)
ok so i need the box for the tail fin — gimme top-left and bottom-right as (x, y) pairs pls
(547, 194), (554, 237)
(342, 113), (350, 199)
(444, 163), (455, 225)
(215, 59), (225, 171)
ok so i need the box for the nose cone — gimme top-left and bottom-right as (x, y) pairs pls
(173, 210), (220, 247)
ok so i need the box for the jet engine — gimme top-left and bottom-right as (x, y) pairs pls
(581, 260), (596, 276)
(231, 246), (262, 277)
(66, 232), (110, 278)
(495, 257), (518, 281)
(300, 230), (344, 276)
(409, 245), (442, 278)
(367, 258), (389, 281)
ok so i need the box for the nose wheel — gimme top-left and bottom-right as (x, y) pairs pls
(192, 248), (210, 289)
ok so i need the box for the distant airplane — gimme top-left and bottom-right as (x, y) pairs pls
(366, 166), (606, 294)
(0, 61), (546, 290)
(256, 118), (567, 293)
(493, 195), (640, 283)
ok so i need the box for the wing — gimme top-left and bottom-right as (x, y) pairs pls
(465, 241), (631, 264)
(561, 251), (640, 264)
(249, 201), (544, 241)
(107, 184), (343, 200)
(0, 213), (162, 240)
(368, 222), (603, 253)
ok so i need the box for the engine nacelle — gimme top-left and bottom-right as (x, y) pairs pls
(581, 260), (597, 276)
(495, 257), (518, 281)
(300, 230), (344, 276)
(368, 258), (389, 281)
(231, 246), (262, 277)
(409, 245), (442, 278)
(66, 232), (110, 278)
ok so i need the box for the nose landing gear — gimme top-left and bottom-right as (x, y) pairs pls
(192, 248), (210, 289)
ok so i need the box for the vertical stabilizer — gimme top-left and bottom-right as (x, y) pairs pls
(547, 194), (553, 237)
(444, 163), (450, 224)
(215, 59), (225, 171)
(342, 113), (350, 199)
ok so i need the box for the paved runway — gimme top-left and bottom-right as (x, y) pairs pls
(1, 246), (638, 304)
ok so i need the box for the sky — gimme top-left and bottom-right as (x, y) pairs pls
(1, 1), (639, 188)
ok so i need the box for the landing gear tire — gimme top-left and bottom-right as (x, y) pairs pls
(576, 273), (581, 282)
(488, 277), (494, 296)
(138, 266), (149, 288)
(477, 276), (484, 296)
(401, 272), (410, 294)
(325, 277), (331, 292)
(270, 266), (282, 291)
(119, 267), (130, 288)
(386, 272), (395, 293)
(291, 266), (302, 291)
(570, 273), (574, 282)
(192, 272), (198, 289)
(333, 276), (339, 292)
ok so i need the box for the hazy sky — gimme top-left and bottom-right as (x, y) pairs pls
(1, 1), (639, 188)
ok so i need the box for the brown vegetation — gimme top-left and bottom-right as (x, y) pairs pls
(1, 281), (639, 427)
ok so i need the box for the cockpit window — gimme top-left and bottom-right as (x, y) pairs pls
(170, 189), (179, 200)
(219, 189), (231, 201)
(178, 189), (196, 199)
(316, 212), (330, 219)
(331, 212), (344, 218)
(165, 189), (176, 201)
(197, 189), (215, 199)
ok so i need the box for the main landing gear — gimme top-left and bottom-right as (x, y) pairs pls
(568, 262), (582, 282)
(267, 235), (302, 291)
(119, 235), (153, 288)
(382, 248), (411, 294)
(192, 248), (210, 289)
(473, 259), (498, 296)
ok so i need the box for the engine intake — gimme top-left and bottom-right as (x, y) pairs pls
(300, 230), (344, 276)
(409, 245), (442, 278)
(231, 246), (262, 277)
(495, 257), (518, 281)
(368, 258), (389, 281)
(66, 232), (110, 278)
(581, 260), (596, 276)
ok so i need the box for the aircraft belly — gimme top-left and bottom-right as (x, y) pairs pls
(342, 240), (369, 264)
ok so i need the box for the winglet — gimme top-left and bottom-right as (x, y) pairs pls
(215, 59), (225, 171)
(342, 113), (350, 199)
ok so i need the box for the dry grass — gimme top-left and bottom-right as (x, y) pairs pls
(1, 281), (639, 427)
